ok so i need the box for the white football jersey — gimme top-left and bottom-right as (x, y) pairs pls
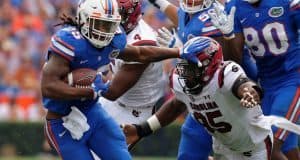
(171, 61), (271, 153)
(110, 19), (164, 107)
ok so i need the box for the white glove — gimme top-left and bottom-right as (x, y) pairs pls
(156, 27), (176, 48)
(208, 3), (236, 39)
(62, 107), (90, 140)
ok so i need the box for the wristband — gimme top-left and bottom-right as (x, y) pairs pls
(252, 85), (264, 99)
(147, 115), (162, 132)
(134, 123), (152, 137)
(134, 115), (162, 138)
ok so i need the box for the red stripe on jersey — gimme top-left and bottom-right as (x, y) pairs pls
(46, 121), (62, 157)
(50, 44), (73, 61)
(201, 30), (221, 37)
(218, 62), (231, 88)
(54, 36), (74, 51)
(291, 4), (300, 11)
(131, 40), (157, 46)
(275, 87), (300, 140)
(264, 136), (272, 160)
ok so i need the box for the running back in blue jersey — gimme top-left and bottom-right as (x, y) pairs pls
(228, 0), (300, 154)
(43, 26), (126, 115)
(43, 25), (131, 160)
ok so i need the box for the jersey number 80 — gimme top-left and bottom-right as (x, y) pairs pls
(243, 22), (289, 57)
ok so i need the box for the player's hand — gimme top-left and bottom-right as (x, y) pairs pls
(240, 87), (260, 108)
(121, 124), (140, 146)
(157, 27), (176, 48)
(179, 37), (211, 67)
(208, 3), (236, 39)
(91, 73), (110, 99)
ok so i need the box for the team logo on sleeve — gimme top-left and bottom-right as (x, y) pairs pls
(109, 49), (120, 59)
(268, 7), (284, 18)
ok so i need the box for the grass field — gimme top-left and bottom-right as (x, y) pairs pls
(0, 156), (176, 160)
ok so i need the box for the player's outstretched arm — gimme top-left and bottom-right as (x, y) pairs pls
(119, 37), (212, 66)
(122, 97), (186, 145)
(118, 45), (180, 63)
(231, 75), (263, 108)
(41, 54), (95, 100)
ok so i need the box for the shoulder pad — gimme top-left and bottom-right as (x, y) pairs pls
(49, 26), (86, 61)
(111, 30), (127, 50)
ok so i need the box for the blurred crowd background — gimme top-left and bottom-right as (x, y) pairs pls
(0, 0), (178, 123)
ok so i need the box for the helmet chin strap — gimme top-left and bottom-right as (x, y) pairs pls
(243, 0), (260, 3)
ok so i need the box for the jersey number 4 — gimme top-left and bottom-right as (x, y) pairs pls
(243, 22), (289, 57)
(193, 110), (232, 133)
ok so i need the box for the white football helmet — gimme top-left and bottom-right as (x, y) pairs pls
(77, 0), (121, 48)
(180, 0), (215, 14)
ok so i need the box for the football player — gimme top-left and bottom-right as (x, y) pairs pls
(41, 0), (209, 159)
(98, 0), (164, 150)
(208, 0), (300, 159)
(100, 0), (164, 125)
(145, 0), (231, 159)
(123, 36), (300, 160)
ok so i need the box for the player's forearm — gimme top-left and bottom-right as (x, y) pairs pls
(137, 46), (180, 63)
(41, 80), (94, 100)
(135, 98), (185, 137)
(156, 98), (186, 127)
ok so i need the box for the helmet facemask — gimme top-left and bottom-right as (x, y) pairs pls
(175, 36), (223, 95)
(80, 15), (120, 48)
(77, 0), (121, 48)
(180, 0), (214, 14)
(176, 60), (205, 95)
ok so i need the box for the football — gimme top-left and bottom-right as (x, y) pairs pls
(65, 68), (97, 87)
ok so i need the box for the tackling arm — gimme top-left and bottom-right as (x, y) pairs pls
(118, 45), (180, 63)
(231, 75), (263, 108)
(102, 63), (149, 101)
(41, 53), (95, 100)
(123, 97), (186, 144)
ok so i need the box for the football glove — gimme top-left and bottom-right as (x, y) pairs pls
(179, 37), (211, 67)
(157, 27), (177, 48)
(208, 3), (236, 39)
(91, 73), (110, 99)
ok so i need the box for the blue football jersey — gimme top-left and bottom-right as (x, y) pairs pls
(177, 6), (223, 43)
(228, 0), (300, 81)
(43, 26), (127, 115)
